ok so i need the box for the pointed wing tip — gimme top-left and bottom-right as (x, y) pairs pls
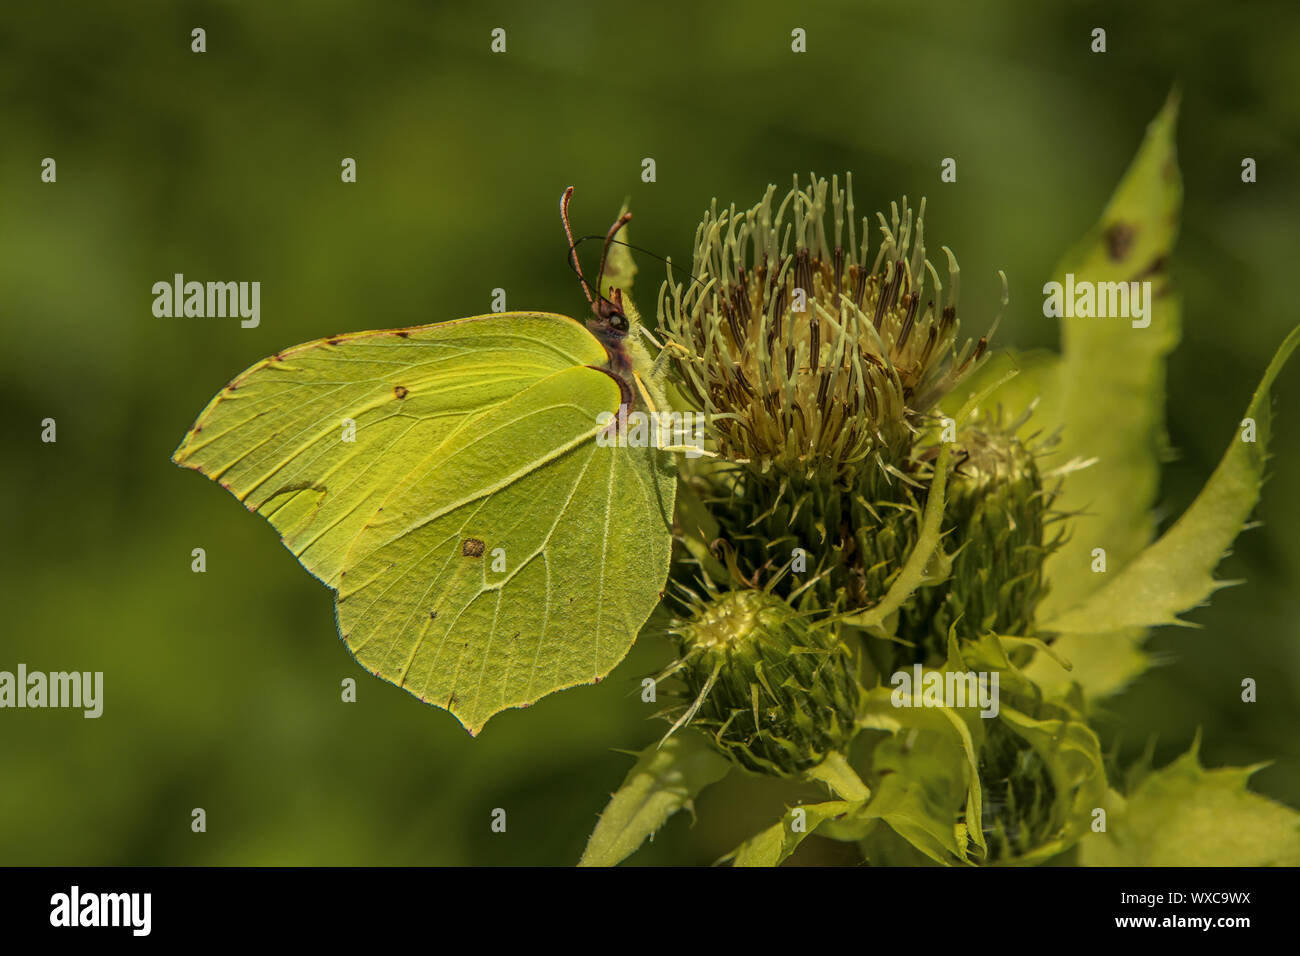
(170, 445), (213, 478)
(452, 694), (549, 738)
(441, 695), (491, 737)
(171, 427), (205, 467)
(457, 711), (486, 738)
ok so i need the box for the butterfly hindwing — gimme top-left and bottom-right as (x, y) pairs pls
(337, 364), (676, 732)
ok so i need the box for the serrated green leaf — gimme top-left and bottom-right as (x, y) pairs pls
(858, 668), (988, 864)
(579, 730), (730, 867)
(1081, 741), (1300, 866)
(1043, 325), (1300, 634)
(1014, 93), (1183, 701)
(805, 751), (871, 801)
(1024, 629), (1152, 703)
(858, 721), (976, 865)
(727, 800), (863, 867)
(1041, 91), (1183, 619)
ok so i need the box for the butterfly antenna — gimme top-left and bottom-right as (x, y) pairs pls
(595, 209), (634, 299)
(560, 186), (598, 310)
(572, 234), (707, 293)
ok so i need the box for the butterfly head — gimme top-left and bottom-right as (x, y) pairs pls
(561, 186), (633, 341)
(589, 287), (630, 339)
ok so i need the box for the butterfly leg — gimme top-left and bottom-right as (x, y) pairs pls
(631, 373), (719, 459)
(636, 325), (665, 349)
(631, 371), (660, 415)
(649, 348), (672, 379)
(639, 329), (690, 370)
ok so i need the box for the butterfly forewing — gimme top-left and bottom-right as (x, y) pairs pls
(172, 312), (607, 588)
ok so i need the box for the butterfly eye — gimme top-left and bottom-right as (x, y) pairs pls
(592, 295), (629, 335)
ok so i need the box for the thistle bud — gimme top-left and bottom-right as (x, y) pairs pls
(978, 719), (1058, 862)
(976, 706), (1106, 865)
(905, 417), (1055, 658)
(669, 588), (864, 776)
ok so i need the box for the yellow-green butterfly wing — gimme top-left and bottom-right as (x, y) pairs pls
(173, 311), (675, 733)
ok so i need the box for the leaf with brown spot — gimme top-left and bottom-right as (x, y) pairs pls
(1027, 90), (1184, 699)
(1104, 221), (1137, 262)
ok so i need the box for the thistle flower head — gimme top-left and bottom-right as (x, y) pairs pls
(666, 587), (864, 776)
(660, 173), (997, 484)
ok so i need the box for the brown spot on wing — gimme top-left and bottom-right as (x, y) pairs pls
(394, 385), (409, 399)
(462, 538), (485, 557)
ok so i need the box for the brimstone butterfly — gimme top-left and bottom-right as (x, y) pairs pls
(172, 189), (677, 734)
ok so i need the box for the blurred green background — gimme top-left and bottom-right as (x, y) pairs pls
(2, 0), (1298, 865)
